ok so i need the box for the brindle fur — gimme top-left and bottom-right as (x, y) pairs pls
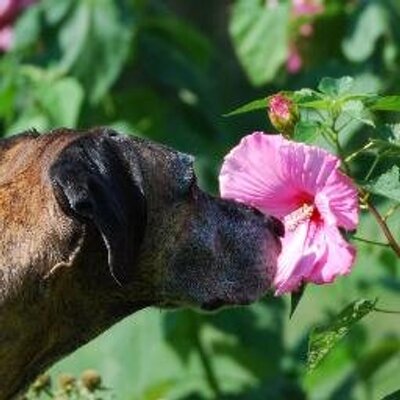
(0, 128), (283, 399)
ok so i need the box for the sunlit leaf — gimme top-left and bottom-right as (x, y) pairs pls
(318, 77), (354, 97)
(229, 0), (289, 86)
(307, 299), (376, 371)
(293, 121), (319, 143)
(365, 166), (400, 203)
(58, 0), (134, 102)
(343, 2), (388, 62)
(224, 98), (266, 117)
(369, 96), (400, 111)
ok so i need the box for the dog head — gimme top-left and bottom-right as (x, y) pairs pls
(50, 128), (283, 311)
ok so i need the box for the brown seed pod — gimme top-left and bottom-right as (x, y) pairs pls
(80, 369), (102, 392)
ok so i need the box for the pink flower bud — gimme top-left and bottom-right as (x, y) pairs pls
(268, 93), (299, 137)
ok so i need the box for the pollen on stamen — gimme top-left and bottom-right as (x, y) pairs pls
(284, 203), (314, 232)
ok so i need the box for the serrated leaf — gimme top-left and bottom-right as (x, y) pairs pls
(229, 0), (289, 86)
(340, 100), (375, 128)
(365, 166), (400, 203)
(307, 299), (376, 371)
(318, 77), (354, 97)
(293, 121), (319, 143)
(224, 98), (266, 117)
(369, 96), (400, 111)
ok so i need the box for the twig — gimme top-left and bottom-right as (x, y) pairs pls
(345, 142), (374, 163)
(351, 236), (390, 248)
(383, 203), (400, 222)
(374, 307), (400, 315)
(193, 316), (222, 398)
(365, 199), (400, 257)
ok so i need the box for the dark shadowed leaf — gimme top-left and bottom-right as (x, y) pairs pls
(290, 285), (307, 318)
(383, 389), (400, 400)
(307, 299), (376, 371)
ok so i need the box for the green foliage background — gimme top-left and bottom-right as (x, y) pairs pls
(3, 1), (400, 399)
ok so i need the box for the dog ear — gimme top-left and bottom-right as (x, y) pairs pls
(49, 134), (147, 285)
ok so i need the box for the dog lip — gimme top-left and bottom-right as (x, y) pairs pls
(200, 297), (252, 311)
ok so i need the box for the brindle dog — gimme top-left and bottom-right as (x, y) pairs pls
(0, 128), (283, 399)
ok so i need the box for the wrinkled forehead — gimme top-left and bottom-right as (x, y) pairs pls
(129, 136), (196, 200)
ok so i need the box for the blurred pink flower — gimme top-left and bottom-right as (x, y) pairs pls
(292, 0), (324, 16)
(286, 45), (303, 74)
(219, 132), (358, 295)
(0, 0), (37, 51)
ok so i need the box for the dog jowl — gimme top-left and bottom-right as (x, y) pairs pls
(0, 128), (283, 398)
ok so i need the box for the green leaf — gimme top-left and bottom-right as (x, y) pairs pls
(293, 121), (319, 143)
(382, 389), (400, 400)
(42, 0), (74, 24)
(365, 166), (400, 203)
(229, 0), (289, 86)
(339, 100), (375, 128)
(35, 77), (84, 127)
(343, 2), (388, 62)
(224, 98), (266, 117)
(318, 77), (354, 97)
(13, 5), (41, 50)
(357, 338), (400, 381)
(369, 96), (400, 111)
(290, 284), (306, 318)
(307, 299), (376, 371)
(58, 0), (134, 102)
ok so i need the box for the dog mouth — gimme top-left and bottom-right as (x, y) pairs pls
(200, 297), (253, 312)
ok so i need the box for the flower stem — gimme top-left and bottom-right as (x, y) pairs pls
(365, 199), (400, 257)
(351, 236), (390, 248)
(193, 316), (222, 398)
(383, 203), (400, 222)
(345, 142), (374, 163)
(374, 307), (400, 315)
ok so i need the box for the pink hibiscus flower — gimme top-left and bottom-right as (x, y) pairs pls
(219, 132), (359, 295)
(286, 45), (303, 74)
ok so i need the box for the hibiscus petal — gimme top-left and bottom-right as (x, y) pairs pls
(308, 225), (356, 284)
(274, 221), (320, 295)
(219, 132), (300, 217)
(280, 141), (339, 198)
(316, 171), (359, 230)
